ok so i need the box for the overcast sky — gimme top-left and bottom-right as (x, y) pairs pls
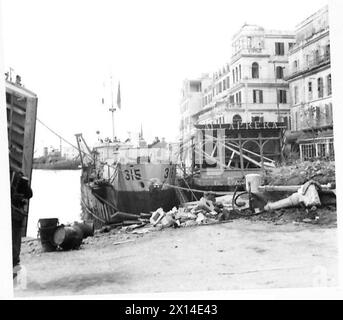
(2, 0), (330, 155)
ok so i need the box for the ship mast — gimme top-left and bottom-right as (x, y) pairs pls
(109, 75), (116, 142)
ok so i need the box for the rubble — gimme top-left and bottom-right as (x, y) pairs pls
(264, 181), (322, 211)
(265, 160), (335, 186)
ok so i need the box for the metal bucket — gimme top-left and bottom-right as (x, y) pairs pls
(53, 225), (83, 250)
(73, 221), (94, 238)
(38, 218), (59, 252)
(245, 174), (263, 193)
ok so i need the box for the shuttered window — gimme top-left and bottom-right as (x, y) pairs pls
(275, 42), (285, 56)
(253, 90), (263, 103)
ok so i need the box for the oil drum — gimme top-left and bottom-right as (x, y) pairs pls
(53, 225), (83, 250)
(38, 218), (59, 252)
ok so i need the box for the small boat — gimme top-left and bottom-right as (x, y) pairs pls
(76, 135), (178, 229)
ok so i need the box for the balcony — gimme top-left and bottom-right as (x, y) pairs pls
(287, 54), (330, 80)
(232, 47), (269, 61)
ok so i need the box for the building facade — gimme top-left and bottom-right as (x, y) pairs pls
(179, 25), (295, 167)
(197, 25), (295, 128)
(286, 5), (333, 160)
(179, 75), (212, 167)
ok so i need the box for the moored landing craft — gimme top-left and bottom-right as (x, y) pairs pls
(75, 134), (178, 229)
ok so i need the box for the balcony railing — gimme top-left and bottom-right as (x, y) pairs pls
(288, 54), (330, 79)
(232, 47), (269, 60)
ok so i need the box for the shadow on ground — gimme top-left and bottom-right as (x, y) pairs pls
(26, 271), (129, 293)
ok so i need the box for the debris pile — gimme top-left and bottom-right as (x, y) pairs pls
(265, 160), (336, 186)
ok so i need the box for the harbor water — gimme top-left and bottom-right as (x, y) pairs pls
(27, 169), (82, 238)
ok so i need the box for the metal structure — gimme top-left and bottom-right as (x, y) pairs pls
(180, 122), (286, 189)
(6, 80), (38, 236)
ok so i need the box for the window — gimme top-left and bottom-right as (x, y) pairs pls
(223, 79), (226, 91)
(229, 95), (235, 104)
(6, 92), (11, 104)
(329, 141), (335, 158)
(317, 143), (326, 158)
(306, 55), (310, 66)
(232, 69), (235, 83)
(276, 66), (284, 79)
(275, 42), (285, 56)
(233, 114), (242, 125)
(239, 65), (242, 80)
(247, 36), (252, 48)
(236, 67), (239, 82)
(281, 116), (290, 129)
(294, 86), (298, 104)
(252, 62), (259, 79)
(301, 144), (316, 161)
(278, 90), (287, 104)
(308, 81), (312, 100)
(293, 60), (298, 72)
(253, 90), (263, 103)
(326, 44), (330, 59)
(318, 77), (324, 98)
(315, 50), (320, 63)
(236, 91), (242, 105)
(251, 116), (264, 123)
(289, 42), (295, 50)
(226, 76), (230, 89)
(327, 74), (332, 96)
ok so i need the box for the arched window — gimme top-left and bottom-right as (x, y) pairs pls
(233, 114), (242, 125)
(293, 60), (298, 71)
(276, 66), (284, 79)
(252, 62), (259, 79)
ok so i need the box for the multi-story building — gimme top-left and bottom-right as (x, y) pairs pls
(179, 75), (212, 167)
(197, 24), (295, 127)
(286, 5), (333, 160)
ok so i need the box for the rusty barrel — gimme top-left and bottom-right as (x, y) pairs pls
(53, 225), (83, 250)
(38, 218), (59, 252)
(73, 221), (94, 238)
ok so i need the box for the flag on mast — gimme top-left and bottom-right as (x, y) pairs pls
(117, 82), (121, 110)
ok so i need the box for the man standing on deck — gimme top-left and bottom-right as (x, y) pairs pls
(10, 170), (33, 277)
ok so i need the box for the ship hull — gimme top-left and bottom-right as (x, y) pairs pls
(114, 189), (177, 214)
(80, 163), (178, 228)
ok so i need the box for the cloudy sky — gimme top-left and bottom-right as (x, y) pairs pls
(1, 0), (330, 155)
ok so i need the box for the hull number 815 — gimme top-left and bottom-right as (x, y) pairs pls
(124, 168), (141, 181)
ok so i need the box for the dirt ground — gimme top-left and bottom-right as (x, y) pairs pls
(15, 217), (338, 297)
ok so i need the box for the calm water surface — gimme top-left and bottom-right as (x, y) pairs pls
(27, 169), (82, 238)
